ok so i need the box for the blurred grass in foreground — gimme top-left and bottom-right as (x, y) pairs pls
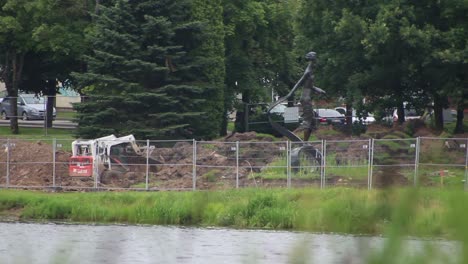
(1, 187), (466, 263)
(0, 188), (466, 237)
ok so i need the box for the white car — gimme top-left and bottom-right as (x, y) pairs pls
(335, 107), (375, 124)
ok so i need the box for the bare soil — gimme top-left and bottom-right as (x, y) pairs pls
(0, 121), (462, 190)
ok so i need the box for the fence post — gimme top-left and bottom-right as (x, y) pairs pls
(287, 141), (291, 188)
(6, 138), (10, 188)
(367, 138), (372, 190)
(236, 141), (239, 189)
(319, 139), (323, 189)
(414, 137), (421, 187)
(145, 139), (149, 191)
(94, 140), (98, 189)
(192, 139), (197, 191)
(43, 97), (48, 137)
(53, 138), (56, 189)
(464, 138), (468, 191)
(322, 139), (327, 189)
(369, 138), (375, 190)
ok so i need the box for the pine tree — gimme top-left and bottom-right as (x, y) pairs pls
(73, 0), (222, 139)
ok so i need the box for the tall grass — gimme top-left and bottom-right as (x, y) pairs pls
(2, 188), (467, 263)
(1, 188), (467, 240)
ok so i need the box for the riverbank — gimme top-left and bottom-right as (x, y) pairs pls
(0, 187), (467, 239)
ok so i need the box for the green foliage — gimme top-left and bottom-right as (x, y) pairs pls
(189, 0), (225, 138)
(295, 0), (466, 131)
(352, 121), (368, 136)
(202, 169), (219, 182)
(225, 0), (300, 131)
(2, 188), (468, 242)
(0, 0), (91, 132)
(72, 0), (223, 140)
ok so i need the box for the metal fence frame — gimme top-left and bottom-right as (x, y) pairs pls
(0, 137), (467, 191)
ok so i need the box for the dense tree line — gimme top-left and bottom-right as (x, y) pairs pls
(0, 0), (466, 138)
(296, 0), (467, 132)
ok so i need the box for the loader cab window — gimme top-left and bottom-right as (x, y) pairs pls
(77, 146), (91, 156)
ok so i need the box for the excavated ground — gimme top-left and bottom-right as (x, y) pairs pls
(0, 121), (463, 190)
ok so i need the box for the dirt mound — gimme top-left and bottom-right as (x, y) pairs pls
(0, 125), (461, 190)
(0, 140), (80, 187)
(222, 131), (275, 142)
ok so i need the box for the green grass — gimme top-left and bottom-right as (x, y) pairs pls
(227, 121), (235, 132)
(1, 188), (467, 241)
(441, 118), (468, 136)
(416, 166), (466, 188)
(56, 110), (77, 120)
(256, 152), (369, 180)
(254, 156), (289, 179)
(2, 188), (468, 263)
(0, 127), (75, 139)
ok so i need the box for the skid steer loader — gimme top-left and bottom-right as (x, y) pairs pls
(69, 134), (156, 182)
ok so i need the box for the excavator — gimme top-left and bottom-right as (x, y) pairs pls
(69, 134), (157, 180)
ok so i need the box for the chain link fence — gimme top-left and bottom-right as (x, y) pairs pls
(0, 137), (467, 191)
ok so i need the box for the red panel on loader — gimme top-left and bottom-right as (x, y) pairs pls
(69, 156), (93, 177)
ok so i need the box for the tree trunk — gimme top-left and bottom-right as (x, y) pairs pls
(234, 90), (250, 133)
(219, 109), (228, 136)
(433, 94), (444, 132)
(454, 101), (464, 134)
(397, 103), (405, 125)
(45, 79), (57, 128)
(344, 103), (353, 135)
(2, 51), (25, 134)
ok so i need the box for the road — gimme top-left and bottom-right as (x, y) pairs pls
(0, 119), (77, 129)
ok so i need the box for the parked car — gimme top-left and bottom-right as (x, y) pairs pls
(0, 94), (56, 120)
(315, 108), (346, 126)
(334, 107), (375, 124)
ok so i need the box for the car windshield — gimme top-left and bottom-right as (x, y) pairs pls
(318, 109), (342, 117)
(22, 95), (45, 104)
(271, 104), (286, 113)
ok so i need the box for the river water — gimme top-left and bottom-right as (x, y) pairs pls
(0, 222), (460, 264)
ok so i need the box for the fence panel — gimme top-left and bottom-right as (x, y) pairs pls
(0, 136), (466, 191)
(5, 139), (54, 189)
(195, 141), (237, 189)
(148, 140), (194, 190)
(418, 137), (467, 188)
(372, 138), (417, 188)
(238, 141), (288, 188)
(95, 139), (155, 190)
(324, 140), (371, 188)
(290, 141), (323, 188)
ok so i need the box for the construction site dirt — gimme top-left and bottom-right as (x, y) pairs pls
(0, 121), (466, 191)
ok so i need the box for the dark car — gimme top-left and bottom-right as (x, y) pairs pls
(314, 108), (346, 126)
